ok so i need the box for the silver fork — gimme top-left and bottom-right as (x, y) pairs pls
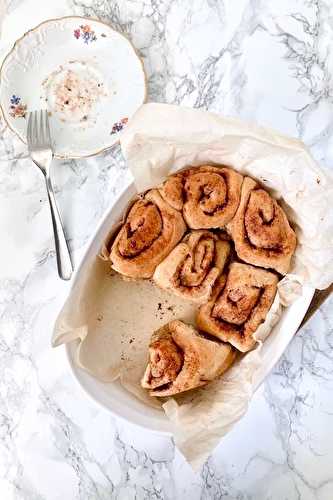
(27, 110), (73, 280)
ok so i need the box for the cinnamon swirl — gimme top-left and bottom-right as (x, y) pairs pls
(153, 230), (230, 303)
(110, 189), (186, 278)
(197, 262), (278, 352)
(227, 177), (296, 274)
(141, 320), (236, 397)
(159, 166), (243, 229)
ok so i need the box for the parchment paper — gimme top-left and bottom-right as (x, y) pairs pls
(121, 103), (333, 290)
(53, 103), (333, 468)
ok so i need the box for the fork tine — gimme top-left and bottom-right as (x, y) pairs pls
(40, 109), (51, 148)
(39, 110), (44, 146)
(44, 111), (51, 145)
(27, 112), (33, 149)
(27, 111), (37, 149)
(33, 111), (38, 148)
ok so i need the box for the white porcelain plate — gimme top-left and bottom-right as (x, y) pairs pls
(0, 16), (146, 158)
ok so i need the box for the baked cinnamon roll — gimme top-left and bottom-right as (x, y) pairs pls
(197, 262), (278, 352)
(141, 320), (236, 397)
(227, 177), (296, 274)
(110, 189), (186, 278)
(153, 230), (230, 303)
(159, 166), (243, 229)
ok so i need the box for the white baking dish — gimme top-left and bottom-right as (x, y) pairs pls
(64, 181), (315, 435)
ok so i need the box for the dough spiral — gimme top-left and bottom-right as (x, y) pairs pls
(153, 230), (230, 303)
(197, 262), (278, 352)
(110, 189), (186, 278)
(141, 320), (236, 397)
(227, 177), (296, 274)
(159, 166), (243, 229)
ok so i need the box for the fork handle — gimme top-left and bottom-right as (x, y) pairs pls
(45, 176), (73, 281)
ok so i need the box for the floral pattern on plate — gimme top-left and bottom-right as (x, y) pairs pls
(110, 117), (128, 135)
(9, 95), (27, 118)
(74, 25), (97, 44)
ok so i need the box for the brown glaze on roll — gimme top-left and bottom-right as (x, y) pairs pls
(153, 230), (230, 303)
(197, 262), (278, 352)
(227, 177), (296, 274)
(141, 320), (236, 397)
(110, 189), (186, 278)
(159, 166), (243, 229)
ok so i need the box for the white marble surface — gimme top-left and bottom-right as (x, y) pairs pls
(1, 1), (333, 499)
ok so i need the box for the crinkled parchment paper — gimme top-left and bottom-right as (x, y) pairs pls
(53, 103), (333, 468)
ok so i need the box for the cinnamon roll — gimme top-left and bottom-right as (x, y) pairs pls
(159, 166), (243, 229)
(153, 230), (230, 303)
(227, 177), (296, 274)
(197, 262), (278, 352)
(110, 189), (186, 278)
(141, 320), (236, 397)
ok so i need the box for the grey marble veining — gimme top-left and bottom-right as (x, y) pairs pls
(0, 1), (333, 499)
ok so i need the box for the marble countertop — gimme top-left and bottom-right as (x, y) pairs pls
(1, 1), (333, 499)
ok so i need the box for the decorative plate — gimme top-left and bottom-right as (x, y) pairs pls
(0, 16), (146, 158)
